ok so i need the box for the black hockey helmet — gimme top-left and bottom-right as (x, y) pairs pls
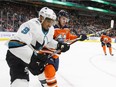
(57, 10), (69, 18)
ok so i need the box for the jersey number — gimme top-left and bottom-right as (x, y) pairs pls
(21, 27), (30, 34)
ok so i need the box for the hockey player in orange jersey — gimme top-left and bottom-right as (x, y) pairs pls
(38, 10), (87, 87)
(100, 32), (113, 56)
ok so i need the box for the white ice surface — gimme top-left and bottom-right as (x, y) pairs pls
(0, 41), (116, 87)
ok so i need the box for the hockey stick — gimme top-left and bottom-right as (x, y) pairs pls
(28, 35), (85, 59)
(28, 44), (59, 58)
(28, 44), (61, 60)
(33, 37), (83, 59)
(68, 37), (82, 45)
(87, 27), (112, 37)
(87, 20), (114, 37)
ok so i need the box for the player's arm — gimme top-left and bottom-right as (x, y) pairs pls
(68, 30), (87, 41)
(100, 35), (104, 42)
(46, 39), (70, 53)
(46, 39), (58, 49)
(100, 37), (103, 42)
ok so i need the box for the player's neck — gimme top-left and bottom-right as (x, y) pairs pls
(58, 23), (66, 29)
(42, 27), (49, 35)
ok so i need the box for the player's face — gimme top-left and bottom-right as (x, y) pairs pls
(59, 16), (68, 27)
(42, 18), (54, 30)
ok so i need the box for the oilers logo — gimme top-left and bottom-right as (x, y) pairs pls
(56, 33), (66, 42)
(104, 37), (108, 43)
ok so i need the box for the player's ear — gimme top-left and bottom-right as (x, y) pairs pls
(57, 17), (59, 21)
(39, 15), (44, 23)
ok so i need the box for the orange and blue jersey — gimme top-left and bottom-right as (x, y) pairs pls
(100, 34), (112, 43)
(54, 25), (77, 42)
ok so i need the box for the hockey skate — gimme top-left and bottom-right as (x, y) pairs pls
(110, 54), (114, 56)
(105, 53), (107, 56)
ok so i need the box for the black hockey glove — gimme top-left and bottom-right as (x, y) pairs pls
(100, 38), (106, 44)
(37, 53), (48, 62)
(77, 34), (87, 41)
(57, 42), (70, 52)
(100, 38), (104, 43)
(28, 52), (49, 75)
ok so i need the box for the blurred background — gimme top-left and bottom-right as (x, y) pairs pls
(0, 0), (116, 37)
